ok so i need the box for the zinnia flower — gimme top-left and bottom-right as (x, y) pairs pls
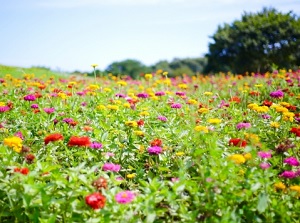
(14, 167), (29, 175)
(44, 133), (64, 145)
(102, 163), (121, 172)
(31, 104), (39, 109)
(150, 139), (162, 147)
(236, 122), (251, 130)
(68, 136), (91, 147)
(43, 107), (55, 114)
(280, 171), (297, 179)
(290, 127), (300, 137)
(260, 162), (271, 169)
(3, 136), (23, 153)
(92, 177), (108, 190)
(229, 138), (247, 147)
(0, 106), (10, 112)
(85, 192), (106, 209)
(147, 146), (162, 155)
(258, 151), (272, 159)
(171, 103), (182, 109)
(284, 157), (300, 166)
(24, 94), (36, 101)
(270, 90), (284, 98)
(157, 116), (167, 122)
(90, 142), (103, 149)
(115, 191), (136, 204)
(137, 93), (149, 98)
(228, 154), (246, 164)
(155, 91), (165, 96)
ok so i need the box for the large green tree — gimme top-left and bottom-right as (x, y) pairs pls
(205, 8), (300, 74)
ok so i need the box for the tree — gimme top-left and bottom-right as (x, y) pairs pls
(205, 8), (300, 74)
(105, 59), (151, 79)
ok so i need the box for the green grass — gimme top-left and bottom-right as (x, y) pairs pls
(0, 64), (66, 78)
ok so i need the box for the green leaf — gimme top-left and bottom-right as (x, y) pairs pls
(257, 193), (268, 213)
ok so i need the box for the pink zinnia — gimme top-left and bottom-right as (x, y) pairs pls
(0, 106), (10, 112)
(147, 146), (162, 155)
(280, 171), (297, 179)
(90, 142), (103, 149)
(155, 91), (165, 96)
(157, 116), (167, 122)
(43, 108), (55, 114)
(258, 151), (272, 159)
(24, 94), (36, 101)
(260, 162), (271, 169)
(171, 103), (182, 109)
(270, 90), (284, 98)
(31, 104), (39, 109)
(175, 92), (186, 96)
(283, 157), (300, 166)
(137, 93), (149, 98)
(236, 122), (251, 130)
(102, 163), (121, 172)
(115, 191), (136, 204)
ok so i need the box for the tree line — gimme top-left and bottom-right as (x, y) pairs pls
(80, 7), (300, 78)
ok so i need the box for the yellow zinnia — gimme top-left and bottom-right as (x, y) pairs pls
(4, 136), (23, 153)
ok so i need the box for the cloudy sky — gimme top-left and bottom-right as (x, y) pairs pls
(1, 0), (299, 72)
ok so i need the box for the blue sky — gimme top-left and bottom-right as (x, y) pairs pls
(1, 0), (299, 72)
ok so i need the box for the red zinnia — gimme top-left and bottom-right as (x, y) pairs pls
(150, 138), (162, 147)
(137, 119), (144, 126)
(229, 96), (241, 103)
(14, 167), (30, 175)
(68, 136), (91, 147)
(44, 133), (64, 145)
(262, 100), (273, 107)
(290, 127), (300, 137)
(229, 138), (247, 147)
(85, 192), (106, 209)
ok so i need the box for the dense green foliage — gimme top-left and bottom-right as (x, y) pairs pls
(205, 8), (300, 74)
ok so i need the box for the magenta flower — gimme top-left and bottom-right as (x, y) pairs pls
(157, 116), (167, 122)
(171, 103), (182, 109)
(43, 108), (55, 114)
(102, 163), (121, 172)
(260, 162), (271, 169)
(261, 114), (271, 119)
(283, 157), (300, 166)
(147, 146), (162, 155)
(280, 171), (297, 179)
(63, 118), (74, 123)
(218, 100), (229, 108)
(115, 93), (126, 98)
(175, 92), (186, 96)
(0, 106), (10, 112)
(137, 93), (149, 98)
(155, 91), (165, 96)
(14, 131), (24, 140)
(270, 90), (284, 98)
(90, 142), (103, 149)
(31, 104), (39, 109)
(24, 94), (36, 101)
(115, 191), (136, 204)
(258, 151), (272, 159)
(236, 122), (251, 130)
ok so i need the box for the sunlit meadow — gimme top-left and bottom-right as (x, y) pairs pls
(0, 68), (300, 222)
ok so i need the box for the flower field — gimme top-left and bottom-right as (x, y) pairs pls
(0, 69), (300, 223)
